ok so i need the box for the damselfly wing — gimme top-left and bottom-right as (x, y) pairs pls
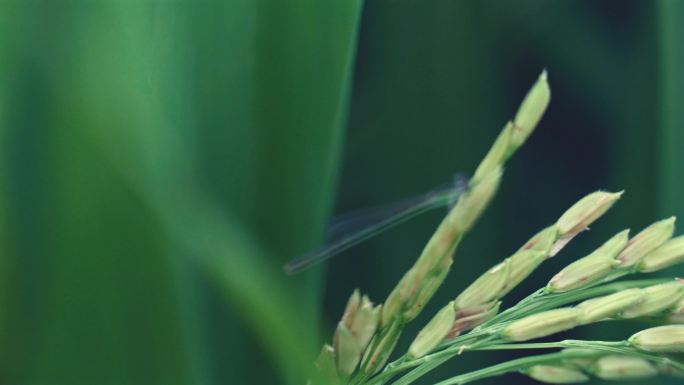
(284, 175), (468, 274)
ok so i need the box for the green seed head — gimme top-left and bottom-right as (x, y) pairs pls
(381, 284), (404, 327)
(334, 291), (380, 376)
(403, 258), (453, 322)
(313, 344), (341, 385)
(629, 325), (684, 353)
(668, 313), (684, 324)
(474, 72), (551, 184)
(666, 296), (684, 323)
(638, 235), (684, 272)
(618, 217), (676, 267)
(382, 268), (421, 326)
(520, 225), (559, 254)
(498, 249), (549, 298)
(333, 322), (362, 376)
(511, 70), (551, 151)
(359, 324), (401, 376)
(472, 122), (513, 185)
(560, 348), (602, 368)
(502, 308), (582, 342)
(546, 230), (627, 293)
(456, 225), (557, 311)
(455, 259), (510, 309)
(658, 361), (684, 378)
(589, 229), (630, 258)
(576, 288), (644, 324)
(525, 365), (589, 384)
(449, 166), (502, 234)
(353, 297), (381, 348)
(340, 291), (380, 349)
(451, 301), (500, 336)
(620, 280), (684, 319)
(408, 301), (456, 359)
(556, 191), (623, 239)
(385, 215), (463, 326)
(592, 355), (658, 380)
(547, 256), (616, 293)
(341, 289), (361, 325)
(383, 233), (457, 326)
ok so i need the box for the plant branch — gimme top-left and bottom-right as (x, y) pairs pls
(433, 340), (684, 385)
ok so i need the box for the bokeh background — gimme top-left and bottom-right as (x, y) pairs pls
(1, 1), (683, 384)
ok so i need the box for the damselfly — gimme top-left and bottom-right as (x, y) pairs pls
(284, 175), (469, 274)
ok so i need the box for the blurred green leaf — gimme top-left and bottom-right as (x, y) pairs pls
(659, 0), (684, 219)
(0, 1), (363, 384)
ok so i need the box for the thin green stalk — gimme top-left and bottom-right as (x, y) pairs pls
(432, 350), (603, 385)
(385, 335), (501, 385)
(475, 340), (684, 372)
(389, 355), (451, 385)
(526, 278), (670, 315)
(477, 278), (668, 329)
(367, 334), (479, 385)
(475, 288), (545, 329)
(435, 340), (684, 385)
(354, 319), (404, 384)
(374, 278), (670, 385)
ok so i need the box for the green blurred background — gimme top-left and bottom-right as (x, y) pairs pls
(0, 1), (683, 384)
